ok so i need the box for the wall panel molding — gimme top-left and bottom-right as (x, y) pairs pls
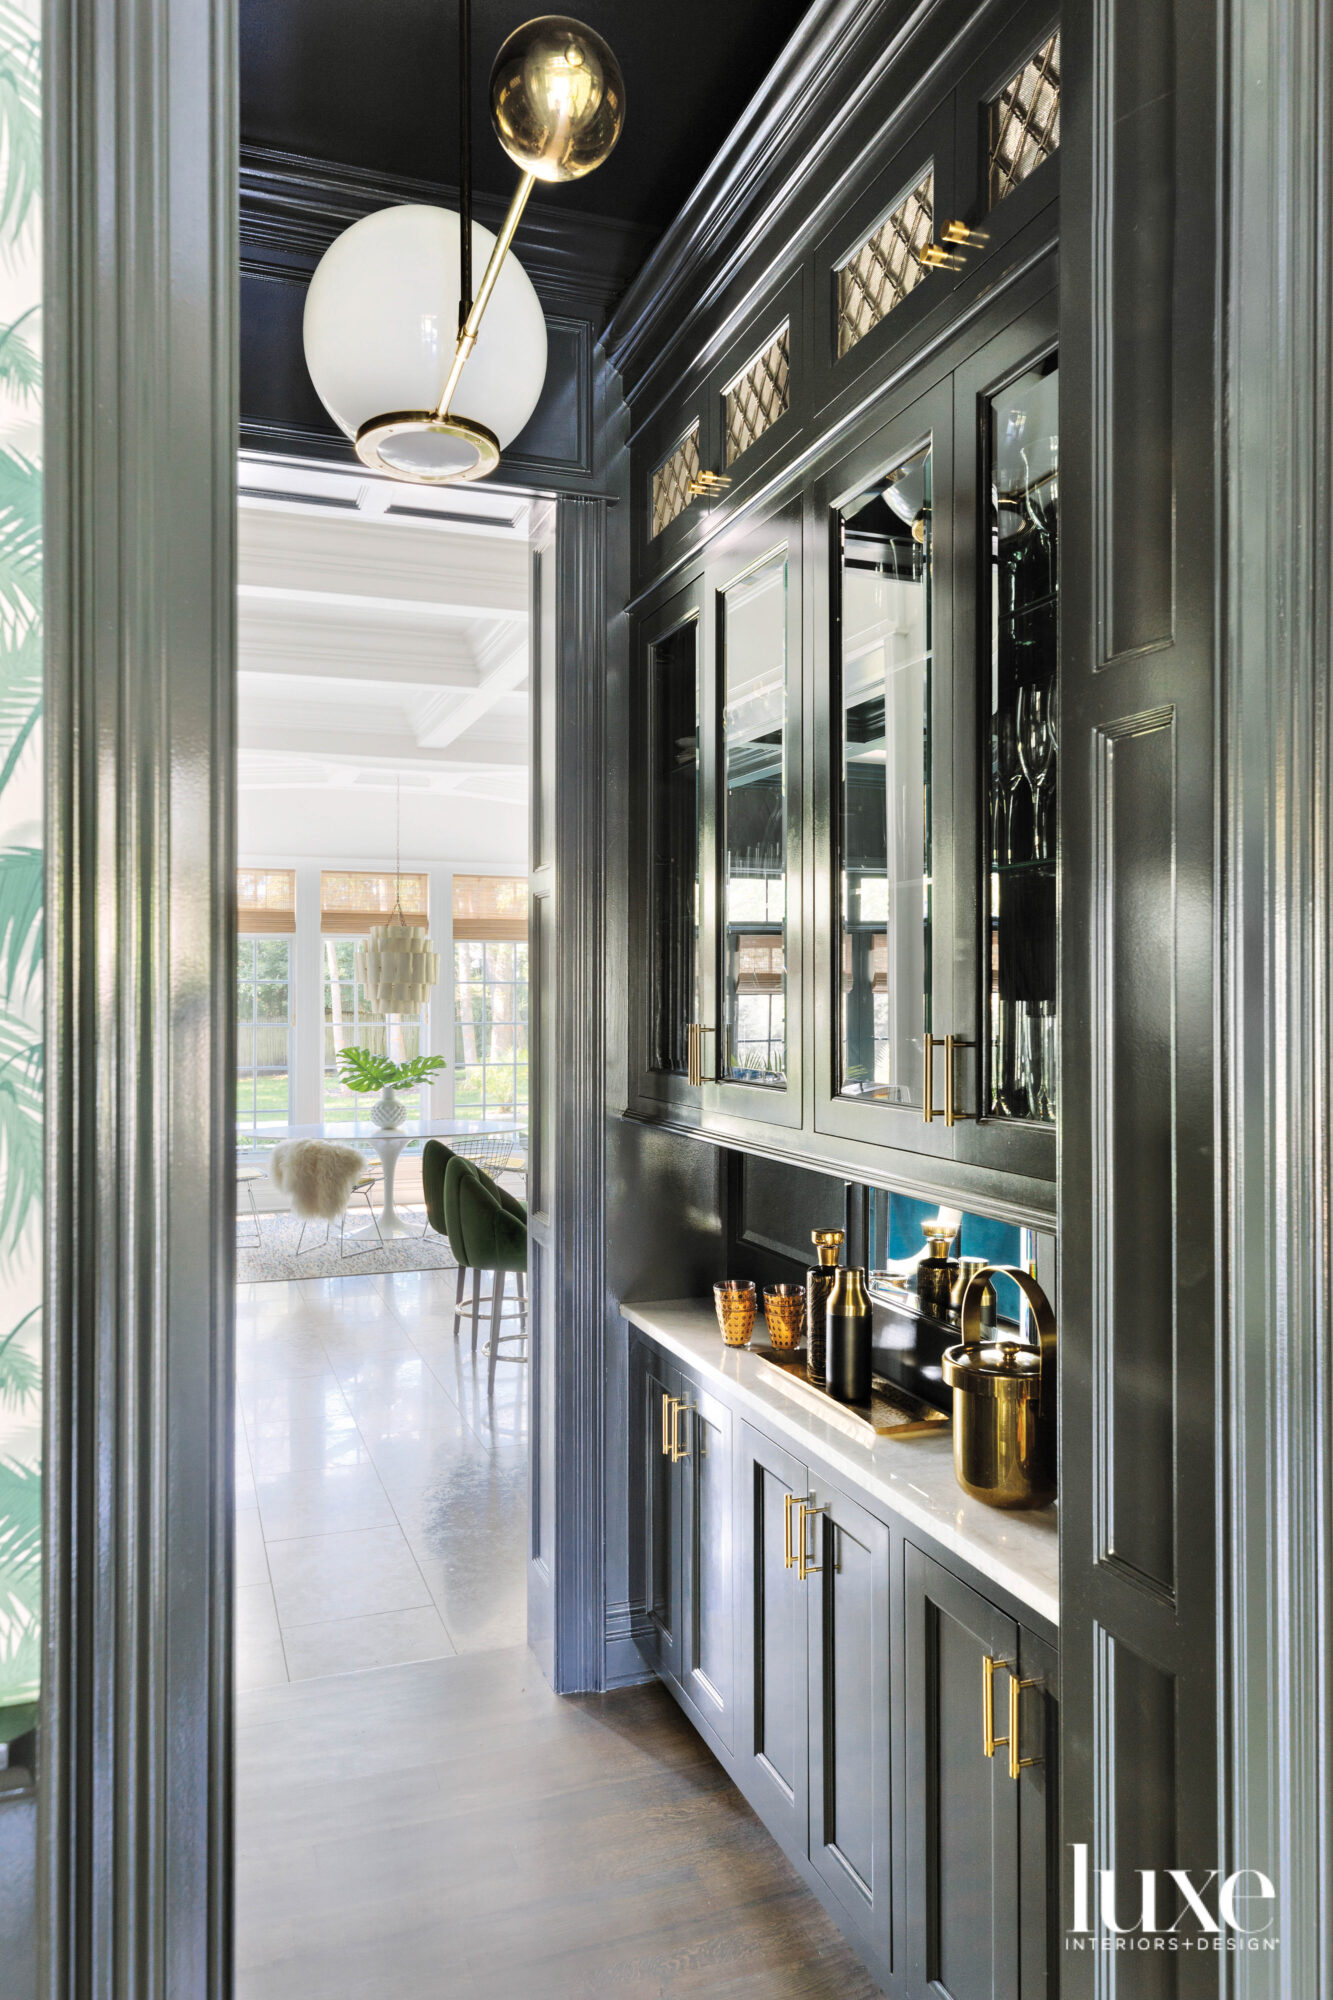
(1222, 0), (1333, 1982)
(42, 0), (238, 1988)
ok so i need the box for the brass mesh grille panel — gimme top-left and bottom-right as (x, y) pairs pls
(989, 33), (1061, 206)
(724, 325), (791, 467)
(651, 425), (700, 537)
(836, 169), (935, 360)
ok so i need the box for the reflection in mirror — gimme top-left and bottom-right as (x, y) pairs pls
(987, 355), (1057, 1121)
(838, 443), (932, 1105)
(649, 618), (700, 1074)
(721, 555), (787, 1085)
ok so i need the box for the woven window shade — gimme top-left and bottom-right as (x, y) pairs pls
(734, 933), (785, 994)
(453, 874), (529, 943)
(320, 869), (428, 935)
(238, 867), (296, 935)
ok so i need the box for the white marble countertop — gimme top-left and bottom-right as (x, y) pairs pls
(621, 1299), (1059, 1629)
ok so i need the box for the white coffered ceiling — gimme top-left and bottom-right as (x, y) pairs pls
(237, 457), (531, 864)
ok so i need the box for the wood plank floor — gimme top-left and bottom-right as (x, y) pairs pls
(236, 1645), (885, 2000)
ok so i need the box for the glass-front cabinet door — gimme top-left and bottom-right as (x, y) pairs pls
(631, 511), (803, 1135)
(707, 507), (803, 1129)
(633, 577), (707, 1121)
(814, 381), (956, 1160)
(948, 299), (1058, 1183)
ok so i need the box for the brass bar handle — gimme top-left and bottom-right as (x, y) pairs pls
(923, 1031), (938, 1122)
(1008, 1675), (1043, 1781)
(944, 1034), (976, 1127)
(661, 1393), (676, 1458)
(783, 1490), (796, 1569)
(671, 1398), (691, 1462)
(982, 1654), (1013, 1759)
(686, 1022), (702, 1088)
(796, 1499), (825, 1583)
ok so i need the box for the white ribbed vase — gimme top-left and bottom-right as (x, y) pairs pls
(370, 1086), (407, 1131)
(354, 923), (441, 1015)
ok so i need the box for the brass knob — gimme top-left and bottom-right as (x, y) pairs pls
(941, 218), (989, 247)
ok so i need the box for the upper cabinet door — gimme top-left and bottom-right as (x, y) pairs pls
(813, 378), (957, 1162)
(948, 299), (1059, 1182)
(629, 576), (707, 1120)
(702, 505), (804, 1132)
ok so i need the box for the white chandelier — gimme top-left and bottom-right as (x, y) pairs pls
(355, 784), (441, 1015)
(303, 9), (625, 487)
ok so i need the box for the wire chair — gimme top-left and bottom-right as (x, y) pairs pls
(453, 1131), (517, 1177)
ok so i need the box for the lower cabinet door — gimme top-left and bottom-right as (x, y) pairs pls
(805, 1480), (894, 1975)
(904, 1543), (1022, 2000)
(737, 1420), (810, 1852)
(679, 1378), (736, 1749)
(630, 1336), (682, 1685)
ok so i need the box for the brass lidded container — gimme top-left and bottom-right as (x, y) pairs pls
(941, 1267), (1056, 1509)
(805, 1229), (845, 1382)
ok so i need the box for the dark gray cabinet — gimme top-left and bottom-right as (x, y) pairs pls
(904, 1543), (1057, 1999)
(629, 1336), (684, 1686)
(806, 1480), (895, 1975)
(736, 1422), (895, 1974)
(630, 1335), (738, 1744)
(736, 1420), (811, 1851)
(627, 1328), (1059, 1998)
(679, 1378), (737, 1749)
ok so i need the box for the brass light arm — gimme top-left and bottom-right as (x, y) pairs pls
(435, 170), (539, 421)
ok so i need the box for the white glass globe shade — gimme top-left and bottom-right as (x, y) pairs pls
(303, 204), (548, 472)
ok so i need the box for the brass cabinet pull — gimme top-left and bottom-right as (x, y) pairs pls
(783, 1490), (797, 1569)
(944, 1033), (976, 1126)
(661, 1393), (677, 1457)
(686, 1022), (710, 1088)
(924, 1031), (938, 1122)
(796, 1498), (825, 1582)
(671, 1398), (691, 1462)
(1007, 1675), (1043, 1781)
(982, 1654), (1013, 1759)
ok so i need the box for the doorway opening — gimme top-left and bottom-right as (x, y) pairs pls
(232, 452), (533, 1697)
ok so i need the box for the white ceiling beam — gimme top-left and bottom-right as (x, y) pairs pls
(415, 637), (530, 749)
(238, 582), (527, 625)
(237, 721), (526, 770)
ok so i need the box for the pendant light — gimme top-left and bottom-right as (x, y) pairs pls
(356, 782), (441, 1015)
(303, 8), (625, 486)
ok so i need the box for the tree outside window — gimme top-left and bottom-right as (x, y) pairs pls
(236, 936), (293, 1130)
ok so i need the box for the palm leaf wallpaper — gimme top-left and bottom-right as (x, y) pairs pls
(0, 0), (42, 1737)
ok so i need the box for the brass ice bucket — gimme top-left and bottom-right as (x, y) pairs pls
(941, 1268), (1056, 1510)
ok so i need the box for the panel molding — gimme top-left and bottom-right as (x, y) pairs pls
(1090, 707), (1178, 1606)
(1221, 0), (1333, 1982)
(239, 142), (654, 327)
(41, 0), (237, 1988)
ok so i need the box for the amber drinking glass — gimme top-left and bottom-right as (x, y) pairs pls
(763, 1284), (806, 1351)
(714, 1280), (758, 1347)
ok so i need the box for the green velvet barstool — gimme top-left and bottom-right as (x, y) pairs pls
(444, 1153), (528, 1390)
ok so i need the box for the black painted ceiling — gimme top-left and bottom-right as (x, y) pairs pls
(241, 0), (813, 231)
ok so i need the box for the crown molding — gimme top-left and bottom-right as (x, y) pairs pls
(602, 0), (948, 395)
(239, 142), (657, 329)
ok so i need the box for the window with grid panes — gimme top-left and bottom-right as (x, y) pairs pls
(453, 938), (529, 1122)
(236, 936), (293, 1131)
(321, 936), (429, 1124)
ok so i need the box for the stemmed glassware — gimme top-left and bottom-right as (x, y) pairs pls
(1017, 680), (1056, 861)
(992, 707), (1023, 864)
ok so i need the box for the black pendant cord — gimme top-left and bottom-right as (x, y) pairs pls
(458, 0), (472, 332)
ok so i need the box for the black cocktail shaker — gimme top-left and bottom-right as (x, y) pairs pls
(826, 1266), (872, 1404)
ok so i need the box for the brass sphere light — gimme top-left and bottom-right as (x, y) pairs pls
(303, 8), (625, 487)
(490, 16), (626, 182)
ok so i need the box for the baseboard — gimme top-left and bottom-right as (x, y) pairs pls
(603, 1600), (656, 1689)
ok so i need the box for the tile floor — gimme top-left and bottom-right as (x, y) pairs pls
(235, 1269), (527, 1688)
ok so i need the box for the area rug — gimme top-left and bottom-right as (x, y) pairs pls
(237, 1207), (457, 1284)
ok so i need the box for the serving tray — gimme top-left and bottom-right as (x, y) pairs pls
(750, 1345), (951, 1442)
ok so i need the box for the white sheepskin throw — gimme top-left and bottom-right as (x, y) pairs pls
(270, 1139), (369, 1221)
